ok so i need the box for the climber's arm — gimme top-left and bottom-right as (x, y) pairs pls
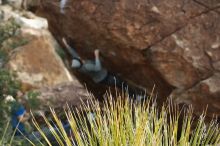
(62, 37), (80, 59)
(84, 50), (102, 71)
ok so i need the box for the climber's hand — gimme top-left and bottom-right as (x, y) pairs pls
(94, 49), (100, 58)
(62, 37), (71, 49)
(62, 37), (67, 44)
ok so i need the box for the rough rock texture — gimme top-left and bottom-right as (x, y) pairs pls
(174, 73), (220, 117)
(35, 0), (220, 117)
(0, 5), (74, 88)
(1, 5), (89, 112)
(7, 33), (74, 88)
(0, 5), (48, 30)
(33, 82), (90, 110)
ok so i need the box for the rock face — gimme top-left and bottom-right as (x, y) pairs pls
(0, 5), (74, 89)
(33, 82), (90, 110)
(174, 73), (220, 117)
(35, 0), (220, 117)
(7, 34), (74, 88)
(0, 5), (90, 112)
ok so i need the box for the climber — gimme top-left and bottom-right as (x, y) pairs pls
(9, 91), (30, 136)
(62, 38), (143, 98)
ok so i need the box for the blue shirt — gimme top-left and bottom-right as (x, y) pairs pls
(11, 104), (26, 135)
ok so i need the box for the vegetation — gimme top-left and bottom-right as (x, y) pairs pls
(0, 18), (23, 136)
(56, 47), (67, 61)
(0, 18), (20, 46)
(30, 95), (220, 146)
(0, 69), (20, 98)
(8, 37), (29, 49)
(0, 17), (29, 65)
(0, 70), (43, 146)
(26, 91), (41, 110)
(0, 122), (30, 146)
(0, 69), (26, 146)
(0, 69), (20, 133)
(0, 17), (32, 146)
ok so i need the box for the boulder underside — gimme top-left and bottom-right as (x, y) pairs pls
(34, 0), (220, 118)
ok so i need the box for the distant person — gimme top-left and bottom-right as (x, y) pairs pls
(10, 91), (30, 136)
(62, 38), (143, 98)
(6, 92), (72, 143)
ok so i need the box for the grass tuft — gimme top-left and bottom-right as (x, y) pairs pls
(31, 93), (220, 146)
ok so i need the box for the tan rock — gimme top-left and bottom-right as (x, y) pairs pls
(1, 4), (87, 110)
(0, 5), (48, 29)
(7, 33), (74, 88)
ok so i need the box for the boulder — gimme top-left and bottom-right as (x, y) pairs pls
(6, 33), (74, 88)
(34, 0), (220, 117)
(32, 82), (90, 110)
(173, 73), (220, 117)
(0, 5), (74, 89)
(0, 5), (48, 29)
(0, 5), (90, 113)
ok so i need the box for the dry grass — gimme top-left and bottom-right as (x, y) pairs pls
(29, 92), (220, 146)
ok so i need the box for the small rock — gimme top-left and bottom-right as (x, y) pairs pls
(14, 13), (48, 29)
